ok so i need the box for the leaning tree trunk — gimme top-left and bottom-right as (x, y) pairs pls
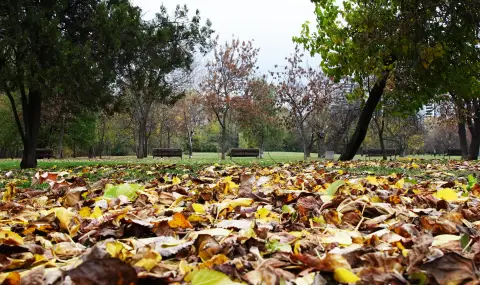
(20, 89), (42, 169)
(299, 124), (308, 161)
(458, 122), (469, 159)
(339, 71), (389, 161)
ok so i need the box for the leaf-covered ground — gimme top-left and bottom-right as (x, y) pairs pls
(0, 160), (479, 285)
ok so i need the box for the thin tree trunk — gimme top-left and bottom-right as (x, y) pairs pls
(259, 135), (264, 159)
(188, 131), (193, 158)
(220, 126), (226, 160)
(317, 132), (324, 158)
(339, 72), (389, 161)
(20, 89), (42, 169)
(137, 119), (146, 159)
(299, 124), (308, 160)
(458, 122), (469, 159)
(99, 116), (106, 159)
(58, 116), (65, 159)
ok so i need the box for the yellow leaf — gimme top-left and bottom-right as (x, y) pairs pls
(218, 198), (253, 214)
(172, 176), (181, 185)
(79, 207), (91, 218)
(334, 268), (360, 283)
(434, 188), (459, 201)
(91, 206), (103, 218)
(0, 230), (23, 245)
(168, 212), (193, 229)
(54, 207), (79, 235)
(192, 203), (206, 214)
(134, 251), (162, 271)
(200, 254), (229, 269)
(411, 162), (420, 169)
(366, 176), (378, 185)
(2, 183), (16, 202)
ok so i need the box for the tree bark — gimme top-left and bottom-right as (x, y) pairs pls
(458, 121), (469, 159)
(317, 132), (324, 158)
(259, 135), (264, 159)
(98, 115), (106, 159)
(58, 116), (65, 159)
(468, 117), (480, 160)
(137, 118), (147, 159)
(220, 126), (227, 160)
(339, 72), (389, 161)
(299, 124), (308, 160)
(20, 89), (42, 169)
(188, 131), (193, 159)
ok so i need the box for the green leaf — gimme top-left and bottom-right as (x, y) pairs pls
(325, 180), (345, 196)
(103, 183), (143, 201)
(461, 234), (471, 252)
(190, 269), (243, 285)
(409, 272), (427, 285)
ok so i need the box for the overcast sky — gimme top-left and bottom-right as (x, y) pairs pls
(131, 0), (321, 75)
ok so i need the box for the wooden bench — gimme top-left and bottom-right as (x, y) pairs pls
(445, 148), (462, 157)
(229, 148), (260, 158)
(364, 148), (396, 158)
(152, 148), (183, 159)
(36, 148), (54, 159)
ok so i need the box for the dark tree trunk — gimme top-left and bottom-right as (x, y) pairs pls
(458, 122), (469, 159)
(137, 118), (147, 159)
(468, 117), (480, 160)
(374, 117), (387, 160)
(20, 89), (42, 169)
(98, 116), (106, 159)
(317, 132), (324, 158)
(58, 116), (65, 159)
(339, 72), (389, 161)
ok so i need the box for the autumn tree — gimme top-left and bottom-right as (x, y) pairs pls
(202, 38), (259, 159)
(272, 46), (332, 160)
(176, 92), (205, 158)
(295, 0), (480, 161)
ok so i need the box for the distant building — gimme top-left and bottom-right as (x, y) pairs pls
(423, 103), (436, 117)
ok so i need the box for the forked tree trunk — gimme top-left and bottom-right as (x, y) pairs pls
(20, 89), (42, 169)
(339, 72), (389, 161)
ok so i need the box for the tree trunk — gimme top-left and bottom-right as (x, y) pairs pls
(137, 119), (146, 159)
(317, 132), (324, 158)
(299, 124), (308, 160)
(58, 116), (65, 159)
(375, 118), (387, 160)
(220, 126), (227, 160)
(458, 122), (469, 159)
(188, 132), (193, 159)
(339, 72), (389, 161)
(468, 118), (480, 160)
(73, 143), (76, 158)
(259, 135), (265, 159)
(99, 116), (106, 159)
(20, 89), (42, 169)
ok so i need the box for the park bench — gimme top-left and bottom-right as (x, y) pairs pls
(36, 148), (54, 159)
(364, 148), (396, 158)
(445, 148), (462, 158)
(152, 148), (183, 159)
(229, 148), (260, 158)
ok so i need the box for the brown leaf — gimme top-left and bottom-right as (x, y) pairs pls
(1, 272), (20, 285)
(196, 234), (223, 261)
(422, 252), (477, 285)
(238, 174), (255, 198)
(66, 258), (138, 285)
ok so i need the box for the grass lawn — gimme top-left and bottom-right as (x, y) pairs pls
(0, 151), (461, 171)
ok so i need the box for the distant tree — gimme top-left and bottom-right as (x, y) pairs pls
(271, 46), (332, 160)
(295, 0), (480, 161)
(119, 5), (213, 159)
(235, 79), (281, 157)
(202, 38), (259, 159)
(176, 92), (205, 158)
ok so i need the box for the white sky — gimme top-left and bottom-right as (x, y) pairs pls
(131, 0), (321, 75)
